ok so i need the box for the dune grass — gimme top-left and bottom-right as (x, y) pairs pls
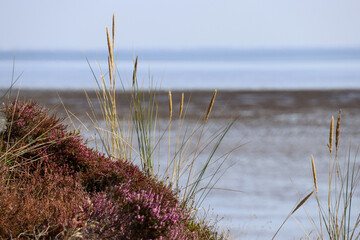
(273, 110), (360, 239)
(308, 110), (360, 240)
(82, 14), (237, 214)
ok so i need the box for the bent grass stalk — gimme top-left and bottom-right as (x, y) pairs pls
(312, 155), (324, 239)
(167, 90), (172, 183)
(170, 92), (184, 185)
(311, 155), (318, 193)
(272, 191), (314, 240)
(183, 89), (218, 203)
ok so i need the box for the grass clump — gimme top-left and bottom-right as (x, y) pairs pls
(84, 15), (236, 215)
(273, 110), (360, 239)
(309, 110), (360, 240)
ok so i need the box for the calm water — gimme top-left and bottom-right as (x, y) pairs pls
(1, 49), (360, 239)
(1, 49), (360, 90)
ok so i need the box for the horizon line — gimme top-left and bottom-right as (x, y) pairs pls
(2, 46), (360, 52)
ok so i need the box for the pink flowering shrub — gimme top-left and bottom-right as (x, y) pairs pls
(110, 183), (196, 239)
(82, 192), (126, 239)
(0, 100), (220, 239)
(2, 101), (65, 142)
(80, 185), (198, 240)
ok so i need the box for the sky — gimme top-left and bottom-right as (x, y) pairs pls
(1, 0), (360, 51)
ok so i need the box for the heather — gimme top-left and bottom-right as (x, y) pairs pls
(0, 100), (222, 239)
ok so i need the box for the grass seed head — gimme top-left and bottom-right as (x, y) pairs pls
(179, 92), (184, 118)
(205, 89), (217, 122)
(132, 56), (138, 86)
(108, 56), (113, 85)
(106, 27), (114, 71)
(311, 155), (318, 193)
(336, 109), (341, 150)
(112, 13), (115, 49)
(328, 115), (334, 153)
(168, 90), (173, 119)
(292, 190), (314, 214)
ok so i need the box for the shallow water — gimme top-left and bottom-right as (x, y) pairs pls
(3, 89), (360, 239)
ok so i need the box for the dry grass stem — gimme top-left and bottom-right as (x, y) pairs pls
(166, 90), (173, 183)
(311, 155), (318, 193)
(292, 190), (314, 215)
(132, 56), (138, 86)
(328, 115), (334, 153)
(168, 91), (173, 120)
(272, 191), (314, 240)
(112, 13), (115, 50)
(336, 109), (341, 151)
(106, 27), (114, 71)
(205, 89), (217, 122)
(179, 92), (184, 118)
(108, 56), (113, 84)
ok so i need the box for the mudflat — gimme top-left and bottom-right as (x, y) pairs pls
(1, 89), (359, 120)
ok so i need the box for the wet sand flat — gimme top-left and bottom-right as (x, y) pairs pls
(2, 89), (360, 120)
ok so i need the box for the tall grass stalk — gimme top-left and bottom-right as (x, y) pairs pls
(85, 15), (236, 211)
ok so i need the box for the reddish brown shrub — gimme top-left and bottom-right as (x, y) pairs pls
(1, 100), (177, 203)
(0, 163), (88, 239)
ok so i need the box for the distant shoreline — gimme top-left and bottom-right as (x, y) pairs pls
(2, 48), (360, 61)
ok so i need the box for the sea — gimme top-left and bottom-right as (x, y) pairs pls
(1, 49), (360, 239)
(1, 48), (360, 90)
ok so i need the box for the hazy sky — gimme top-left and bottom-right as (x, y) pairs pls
(1, 0), (360, 50)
